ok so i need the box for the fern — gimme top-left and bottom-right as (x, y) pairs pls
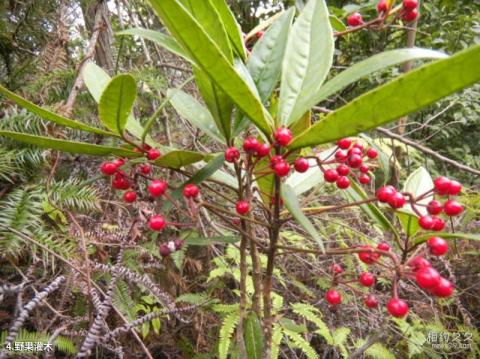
(212, 303), (239, 314)
(356, 339), (396, 359)
(47, 178), (99, 212)
(218, 310), (240, 359)
(271, 324), (283, 359)
(113, 280), (137, 322)
(291, 302), (333, 345)
(332, 327), (351, 358)
(0, 329), (76, 355)
(283, 328), (319, 359)
(176, 293), (209, 305)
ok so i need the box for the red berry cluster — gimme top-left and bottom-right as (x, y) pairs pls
(408, 252), (454, 298)
(323, 138), (378, 190)
(347, 0), (419, 29)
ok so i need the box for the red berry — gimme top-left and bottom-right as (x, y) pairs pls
(149, 215), (166, 231)
(434, 177), (451, 195)
(427, 237), (448, 256)
(331, 263), (344, 274)
(376, 186), (396, 203)
(225, 147), (241, 162)
(159, 244), (171, 257)
(348, 154), (363, 168)
(325, 289), (342, 305)
(336, 176), (350, 189)
(366, 148), (378, 159)
(324, 169), (340, 183)
(243, 137), (260, 153)
(274, 127), (293, 147)
(387, 298), (409, 318)
(123, 191), (137, 203)
(416, 267), (441, 289)
(183, 183), (200, 198)
(269, 155), (284, 168)
(359, 173), (371, 184)
(347, 12), (363, 27)
(359, 272), (376, 287)
(431, 277), (454, 298)
(448, 180), (462, 195)
(112, 177), (130, 190)
(274, 161), (290, 177)
(294, 157), (309, 173)
(409, 256), (431, 271)
(364, 294), (379, 308)
(419, 215), (436, 230)
(148, 180), (168, 197)
(377, 0), (388, 13)
(358, 245), (380, 265)
(427, 200), (443, 215)
(403, 8), (418, 21)
(432, 216), (446, 232)
(236, 200), (250, 215)
(388, 192), (406, 209)
(353, 143), (365, 151)
(112, 158), (125, 168)
(335, 150), (348, 162)
(403, 0), (418, 10)
(174, 239), (184, 250)
(348, 147), (363, 156)
(100, 162), (118, 176)
(146, 148), (161, 161)
(256, 30), (265, 38)
(256, 143), (271, 158)
(443, 200), (463, 216)
(336, 164), (350, 176)
(359, 164), (369, 173)
(336, 138), (352, 150)
(377, 242), (390, 251)
(139, 163), (152, 175)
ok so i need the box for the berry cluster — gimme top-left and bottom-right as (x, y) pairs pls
(347, 0), (419, 29)
(99, 147), (201, 258)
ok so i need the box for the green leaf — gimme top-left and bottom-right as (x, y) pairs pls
(0, 84), (115, 136)
(0, 131), (140, 157)
(310, 48), (447, 105)
(154, 150), (205, 169)
(148, 0), (273, 136)
(247, 8), (295, 102)
(344, 180), (400, 239)
(282, 184), (325, 252)
(185, 236), (240, 246)
(82, 63), (160, 148)
(168, 89), (225, 143)
(244, 312), (264, 359)
(210, 0), (247, 60)
(329, 15), (346, 32)
(278, 0), (334, 126)
(413, 232), (480, 246)
(99, 74), (137, 135)
(117, 28), (192, 62)
(396, 211), (420, 238)
(290, 45), (480, 150)
(402, 166), (434, 216)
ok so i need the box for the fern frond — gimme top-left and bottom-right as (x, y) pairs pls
(176, 293), (209, 305)
(291, 302), (333, 345)
(271, 324), (283, 359)
(212, 303), (239, 314)
(47, 178), (99, 212)
(218, 311), (240, 359)
(355, 339), (395, 359)
(332, 327), (351, 358)
(283, 328), (319, 359)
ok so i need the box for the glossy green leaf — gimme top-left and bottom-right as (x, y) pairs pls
(99, 74), (137, 134)
(282, 184), (325, 252)
(0, 84), (115, 137)
(309, 48), (447, 106)
(278, 0), (334, 126)
(210, 0), (246, 60)
(117, 28), (192, 62)
(396, 211), (420, 238)
(154, 150), (205, 169)
(178, 0), (232, 63)
(244, 312), (264, 359)
(290, 45), (480, 150)
(148, 0), (273, 136)
(82, 62), (161, 149)
(402, 166), (434, 216)
(186, 236), (240, 245)
(329, 15), (346, 32)
(413, 232), (480, 245)
(247, 8), (295, 102)
(168, 89), (225, 143)
(193, 66), (233, 141)
(344, 180), (400, 239)
(0, 131), (139, 157)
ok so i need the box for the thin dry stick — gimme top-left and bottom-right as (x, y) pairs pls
(377, 127), (480, 176)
